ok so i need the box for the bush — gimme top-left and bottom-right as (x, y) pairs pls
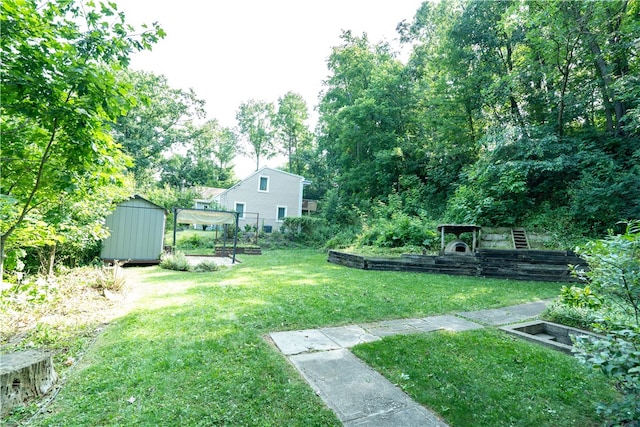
(177, 233), (217, 250)
(574, 327), (640, 423)
(358, 211), (437, 249)
(325, 230), (359, 250)
(92, 263), (126, 292)
(543, 300), (599, 330)
(559, 285), (602, 310)
(159, 252), (191, 271)
(570, 221), (640, 424)
(193, 261), (220, 272)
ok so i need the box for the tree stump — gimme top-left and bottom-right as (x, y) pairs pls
(1, 350), (58, 416)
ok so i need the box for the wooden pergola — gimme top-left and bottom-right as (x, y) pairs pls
(437, 224), (482, 253)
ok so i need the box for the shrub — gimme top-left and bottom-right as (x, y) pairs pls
(358, 211), (437, 249)
(543, 300), (599, 330)
(193, 261), (220, 272)
(325, 230), (358, 250)
(177, 233), (217, 250)
(159, 252), (191, 271)
(559, 285), (603, 310)
(574, 327), (640, 423)
(571, 221), (640, 424)
(92, 262), (126, 292)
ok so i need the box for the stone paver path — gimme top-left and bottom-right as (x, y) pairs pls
(269, 301), (549, 426)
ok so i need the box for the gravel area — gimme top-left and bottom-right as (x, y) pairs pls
(184, 256), (237, 266)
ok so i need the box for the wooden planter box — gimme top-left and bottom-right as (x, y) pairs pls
(214, 246), (262, 256)
(328, 249), (584, 282)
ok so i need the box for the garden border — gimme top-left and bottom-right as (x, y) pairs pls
(328, 249), (586, 282)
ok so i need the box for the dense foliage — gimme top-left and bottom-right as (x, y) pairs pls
(0, 0), (163, 280)
(316, 0), (639, 239)
(546, 222), (640, 423)
(2, 0), (639, 279)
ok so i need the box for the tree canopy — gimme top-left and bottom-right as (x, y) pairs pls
(316, 0), (639, 236)
(112, 70), (206, 184)
(2, 0), (638, 280)
(236, 99), (277, 171)
(0, 0), (163, 278)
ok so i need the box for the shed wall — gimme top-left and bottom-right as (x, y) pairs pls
(101, 198), (166, 262)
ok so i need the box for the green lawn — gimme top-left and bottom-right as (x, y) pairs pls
(26, 249), (609, 426)
(353, 330), (618, 427)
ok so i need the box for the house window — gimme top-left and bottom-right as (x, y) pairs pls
(235, 202), (245, 219)
(259, 176), (269, 192)
(276, 206), (287, 222)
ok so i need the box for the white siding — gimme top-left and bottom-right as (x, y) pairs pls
(217, 168), (304, 231)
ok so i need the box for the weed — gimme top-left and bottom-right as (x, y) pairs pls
(159, 252), (191, 271)
(193, 260), (220, 272)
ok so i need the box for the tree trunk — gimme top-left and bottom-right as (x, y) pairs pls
(0, 350), (58, 417)
(589, 38), (616, 133)
(0, 235), (5, 287)
(38, 245), (56, 276)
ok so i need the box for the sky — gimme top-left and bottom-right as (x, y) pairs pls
(119, 1), (425, 178)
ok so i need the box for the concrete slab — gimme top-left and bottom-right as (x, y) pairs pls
(459, 301), (548, 326)
(361, 319), (425, 337)
(345, 406), (448, 427)
(320, 325), (380, 348)
(425, 315), (485, 331)
(506, 301), (549, 317)
(458, 308), (524, 325)
(269, 301), (548, 426)
(269, 329), (340, 355)
(408, 318), (445, 334)
(290, 349), (447, 426)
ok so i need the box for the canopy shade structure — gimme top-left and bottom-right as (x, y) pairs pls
(176, 209), (238, 225)
(173, 208), (240, 263)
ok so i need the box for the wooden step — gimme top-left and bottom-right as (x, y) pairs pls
(511, 228), (530, 249)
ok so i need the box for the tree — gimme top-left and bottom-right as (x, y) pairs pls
(318, 31), (412, 204)
(0, 0), (163, 279)
(158, 119), (238, 189)
(112, 70), (206, 184)
(401, 0), (638, 233)
(158, 154), (197, 189)
(571, 0), (634, 136)
(192, 119), (238, 187)
(275, 92), (312, 175)
(235, 100), (276, 171)
(311, 0), (638, 236)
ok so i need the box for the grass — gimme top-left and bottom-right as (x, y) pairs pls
(3, 249), (612, 426)
(352, 330), (619, 426)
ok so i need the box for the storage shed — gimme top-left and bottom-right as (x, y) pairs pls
(101, 195), (167, 264)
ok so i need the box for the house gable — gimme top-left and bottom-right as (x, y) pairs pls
(215, 167), (307, 231)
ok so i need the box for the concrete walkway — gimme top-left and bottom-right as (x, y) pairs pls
(269, 301), (548, 426)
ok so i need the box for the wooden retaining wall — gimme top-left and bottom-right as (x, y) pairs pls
(214, 246), (262, 256)
(328, 249), (585, 282)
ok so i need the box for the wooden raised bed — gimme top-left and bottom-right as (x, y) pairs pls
(214, 246), (262, 256)
(328, 249), (584, 282)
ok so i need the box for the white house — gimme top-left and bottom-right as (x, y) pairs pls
(213, 167), (310, 232)
(193, 186), (225, 210)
